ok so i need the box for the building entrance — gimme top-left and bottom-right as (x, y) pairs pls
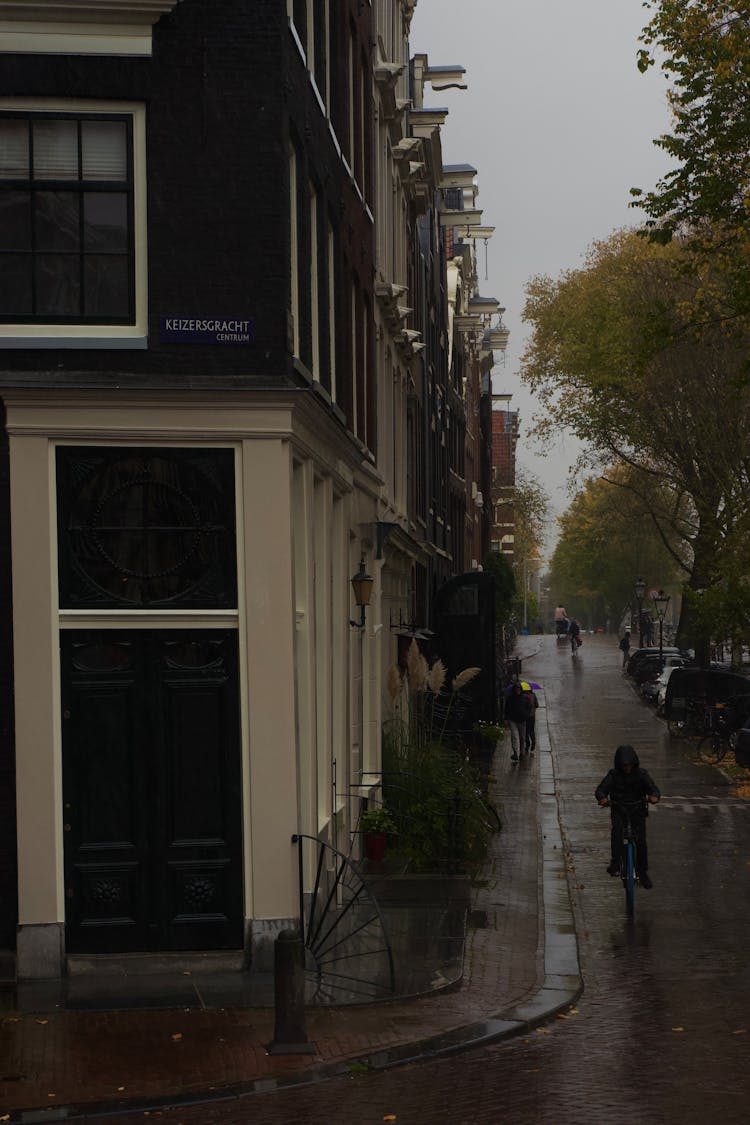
(61, 629), (243, 954)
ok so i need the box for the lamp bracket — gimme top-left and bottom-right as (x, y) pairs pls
(376, 521), (400, 560)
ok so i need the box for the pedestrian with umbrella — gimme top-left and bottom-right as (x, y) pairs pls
(504, 679), (540, 760)
(506, 679), (541, 753)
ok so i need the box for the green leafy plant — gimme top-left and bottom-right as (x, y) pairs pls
(380, 640), (498, 872)
(360, 806), (397, 835)
(473, 721), (505, 744)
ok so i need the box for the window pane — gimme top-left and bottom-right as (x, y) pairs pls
(81, 121), (127, 180)
(0, 190), (31, 250)
(35, 191), (80, 251)
(33, 120), (78, 179)
(0, 120), (29, 178)
(36, 254), (81, 315)
(58, 448), (238, 610)
(0, 253), (32, 315)
(84, 193), (127, 251)
(84, 255), (129, 317)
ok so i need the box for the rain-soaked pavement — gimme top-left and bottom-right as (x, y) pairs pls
(95, 635), (750, 1124)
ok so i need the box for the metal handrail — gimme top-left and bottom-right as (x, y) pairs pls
(291, 833), (396, 1003)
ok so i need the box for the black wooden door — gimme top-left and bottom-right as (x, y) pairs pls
(62, 630), (243, 954)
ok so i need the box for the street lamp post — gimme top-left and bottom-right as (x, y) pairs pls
(652, 589), (671, 666)
(634, 578), (647, 647)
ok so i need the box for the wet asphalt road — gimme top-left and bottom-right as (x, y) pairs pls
(99, 635), (750, 1124)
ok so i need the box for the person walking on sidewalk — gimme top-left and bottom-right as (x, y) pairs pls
(619, 629), (631, 669)
(524, 685), (539, 752)
(595, 744), (661, 889)
(568, 617), (581, 655)
(505, 681), (533, 761)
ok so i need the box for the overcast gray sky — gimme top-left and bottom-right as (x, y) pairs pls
(410, 0), (673, 552)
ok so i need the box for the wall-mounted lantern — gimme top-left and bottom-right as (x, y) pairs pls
(350, 560), (374, 628)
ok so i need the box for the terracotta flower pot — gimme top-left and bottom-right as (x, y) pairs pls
(364, 831), (388, 862)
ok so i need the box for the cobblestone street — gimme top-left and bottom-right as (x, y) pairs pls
(95, 634), (750, 1124)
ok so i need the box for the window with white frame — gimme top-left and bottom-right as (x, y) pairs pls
(0, 101), (147, 344)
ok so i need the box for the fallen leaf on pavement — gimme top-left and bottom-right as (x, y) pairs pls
(733, 1029), (747, 1035)
(672, 1027), (685, 1032)
(171, 1033), (183, 1041)
(35, 1019), (49, 1025)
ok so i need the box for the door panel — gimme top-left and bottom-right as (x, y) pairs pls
(62, 630), (243, 954)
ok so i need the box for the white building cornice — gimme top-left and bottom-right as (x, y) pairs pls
(0, 0), (182, 54)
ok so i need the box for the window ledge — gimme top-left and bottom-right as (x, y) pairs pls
(0, 336), (148, 349)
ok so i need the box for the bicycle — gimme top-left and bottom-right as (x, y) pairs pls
(667, 695), (711, 739)
(555, 621), (569, 645)
(696, 702), (736, 764)
(602, 798), (646, 917)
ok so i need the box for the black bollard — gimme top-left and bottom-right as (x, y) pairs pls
(266, 928), (316, 1055)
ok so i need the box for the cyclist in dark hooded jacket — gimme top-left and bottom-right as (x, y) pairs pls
(595, 744), (660, 889)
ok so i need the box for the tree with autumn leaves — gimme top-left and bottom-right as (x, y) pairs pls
(548, 472), (682, 633)
(522, 229), (750, 657)
(632, 1), (750, 330)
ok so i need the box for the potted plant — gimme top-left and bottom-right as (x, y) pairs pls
(360, 806), (397, 862)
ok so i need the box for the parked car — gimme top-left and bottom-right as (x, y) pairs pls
(735, 725), (750, 769)
(654, 665), (683, 714)
(635, 653), (689, 688)
(663, 667), (750, 726)
(626, 646), (682, 677)
(640, 657), (690, 702)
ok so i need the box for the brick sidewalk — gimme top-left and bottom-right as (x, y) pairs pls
(0, 685), (579, 1121)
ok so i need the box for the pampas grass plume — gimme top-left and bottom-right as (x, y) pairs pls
(406, 639), (429, 690)
(452, 666), (481, 692)
(386, 664), (403, 700)
(427, 659), (447, 695)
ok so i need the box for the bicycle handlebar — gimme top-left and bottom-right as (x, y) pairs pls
(599, 797), (657, 811)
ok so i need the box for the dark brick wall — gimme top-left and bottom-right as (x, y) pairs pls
(0, 0), (322, 388)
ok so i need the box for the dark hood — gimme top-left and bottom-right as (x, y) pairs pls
(614, 744), (639, 770)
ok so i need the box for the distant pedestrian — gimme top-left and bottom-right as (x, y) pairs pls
(640, 612), (654, 646)
(505, 681), (533, 761)
(554, 605), (569, 639)
(568, 618), (581, 655)
(524, 687), (539, 752)
(619, 629), (631, 669)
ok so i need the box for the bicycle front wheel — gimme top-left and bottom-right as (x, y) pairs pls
(624, 842), (635, 916)
(697, 733), (725, 764)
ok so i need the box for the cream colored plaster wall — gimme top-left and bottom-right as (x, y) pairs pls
(4, 390), (378, 946)
(9, 433), (64, 925)
(240, 437), (300, 922)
